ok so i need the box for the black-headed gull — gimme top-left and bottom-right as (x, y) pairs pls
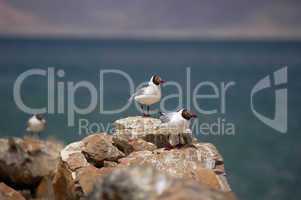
(160, 108), (197, 132)
(26, 114), (46, 137)
(129, 75), (165, 116)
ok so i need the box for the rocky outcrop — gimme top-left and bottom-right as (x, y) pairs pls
(52, 116), (236, 200)
(0, 116), (236, 199)
(0, 137), (63, 199)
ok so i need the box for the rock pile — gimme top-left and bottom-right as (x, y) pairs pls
(0, 116), (237, 200)
(53, 116), (236, 200)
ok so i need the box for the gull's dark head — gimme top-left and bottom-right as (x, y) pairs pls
(35, 113), (44, 121)
(181, 109), (197, 120)
(151, 75), (165, 85)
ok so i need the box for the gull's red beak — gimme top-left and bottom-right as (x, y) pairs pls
(191, 113), (197, 118)
(160, 80), (166, 84)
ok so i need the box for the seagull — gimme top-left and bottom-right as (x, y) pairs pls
(129, 75), (165, 117)
(160, 108), (197, 132)
(26, 114), (46, 138)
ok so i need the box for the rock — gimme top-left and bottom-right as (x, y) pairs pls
(113, 116), (193, 147)
(0, 137), (63, 188)
(82, 134), (125, 166)
(35, 175), (55, 199)
(87, 166), (236, 200)
(0, 182), (25, 200)
(112, 134), (157, 155)
(53, 140), (90, 200)
(52, 159), (77, 200)
(130, 138), (157, 152)
(103, 161), (118, 167)
(76, 165), (115, 196)
(157, 179), (237, 200)
(118, 144), (231, 192)
(53, 133), (126, 199)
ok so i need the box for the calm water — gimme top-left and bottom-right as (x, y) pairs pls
(0, 38), (300, 200)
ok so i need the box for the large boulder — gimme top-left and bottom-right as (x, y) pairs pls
(87, 166), (236, 200)
(113, 116), (194, 147)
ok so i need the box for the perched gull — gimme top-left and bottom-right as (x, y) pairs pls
(129, 75), (165, 116)
(160, 108), (197, 132)
(26, 114), (46, 137)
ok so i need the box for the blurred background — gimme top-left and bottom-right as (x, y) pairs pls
(0, 0), (301, 199)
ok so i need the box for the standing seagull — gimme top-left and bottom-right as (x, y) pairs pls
(26, 114), (46, 138)
(129, 75), (165, 117)
(160, 109), (197, 132)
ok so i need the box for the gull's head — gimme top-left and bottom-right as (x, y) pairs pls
(179, 109), (197, 120)
(150, 75), (165, 86)
(35, 113), (45, 121)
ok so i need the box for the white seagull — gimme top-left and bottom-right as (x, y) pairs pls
(160, 109), (197, 132)
(129, 75), (165, 116)
(26, 114), (46, 137)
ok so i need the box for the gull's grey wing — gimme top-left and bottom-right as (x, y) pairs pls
(159, 111), (176, 123)
(128, 87), (147, 102)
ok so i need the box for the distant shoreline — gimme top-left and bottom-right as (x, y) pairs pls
(1, 35), (301, 44)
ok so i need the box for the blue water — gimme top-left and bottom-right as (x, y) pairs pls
(0, 38), (300, 200)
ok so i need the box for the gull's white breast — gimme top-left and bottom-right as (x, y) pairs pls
(27, 117), (45, 133)
(134, 85), (161, 105)
(165, 113), (190, 131)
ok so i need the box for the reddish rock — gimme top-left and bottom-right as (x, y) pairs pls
(82, 134), (125, 166)
(113, 135), (157, 155)
(130, 138), (157, 152)
(35, 175), (55, 199)
(53, 133), (126, 199)
(0, 182), (25, 200)
(77, 165), (115, 195)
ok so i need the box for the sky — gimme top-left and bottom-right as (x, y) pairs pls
(0, 0), (301, 39)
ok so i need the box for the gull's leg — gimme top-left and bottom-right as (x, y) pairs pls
(140, 104), (145, 116)
(27, 131), (33, 138)
(146, 105), (150, 117)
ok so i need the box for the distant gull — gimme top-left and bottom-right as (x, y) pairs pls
(26, 114), (46, 138)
